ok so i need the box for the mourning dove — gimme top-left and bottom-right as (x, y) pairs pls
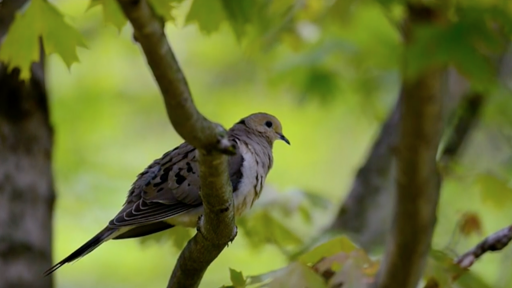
(44, 112), (289, 275)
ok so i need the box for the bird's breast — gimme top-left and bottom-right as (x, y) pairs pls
(233, 142), (269, 217)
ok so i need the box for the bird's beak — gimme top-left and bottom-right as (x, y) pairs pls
(278, 133), (291, 145)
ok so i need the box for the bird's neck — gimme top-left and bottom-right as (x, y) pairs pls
(229, 127), (274, 172)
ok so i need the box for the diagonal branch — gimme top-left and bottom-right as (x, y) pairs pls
(421, 224), (512, 288)
(117, 1), (237, 287)
(455, 225), (512, 270)
(117, 0), (235, 153)
(327, 94), (400, 249)
(373, 3), (444, 288)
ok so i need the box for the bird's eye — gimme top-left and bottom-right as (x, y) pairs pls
(265, 121), (273, 128)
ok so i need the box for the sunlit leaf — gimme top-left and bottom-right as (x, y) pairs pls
(312, 250), (377, 288)
(229, 268), (247, 287)
(455, 271), (493, 288)
(475, 173), (512, 210)
(298, 236), (358, 265)
(312, 252), (350, 277)
(185, 0), (226, 34)
(239, 210), (303, 249)
(424, 250), (465, 288)
(148, 0), (185, 22)
(89, 0), (127, 31)
(268, 262), (327, 288)
(423, 250), (493, 288)
(220, 0), (256, 41)
(0, 0), (87, 79)
(246, 267), (288, 286)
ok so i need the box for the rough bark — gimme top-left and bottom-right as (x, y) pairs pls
(116, 1), (237, 287)
(0, 1), (55, 286)
(373, 4), (444, 288)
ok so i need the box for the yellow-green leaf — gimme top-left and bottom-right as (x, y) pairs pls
(0, 0), (87, 79)
(89, 0), (127, 31)
(148, 0), (184, 22)
(239, 210), (303, 249)
(185, 0), (226, 34)
(298, 236), (358, 265)
(229, 268), (247, 287)
(268, 262), (327, 288)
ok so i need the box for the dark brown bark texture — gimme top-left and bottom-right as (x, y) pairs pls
(373, 4), (444, 288)
(0, 1), (55, 287)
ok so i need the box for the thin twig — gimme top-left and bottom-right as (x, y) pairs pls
(117, 1), (237, 287)
(455, 225), (512, 270)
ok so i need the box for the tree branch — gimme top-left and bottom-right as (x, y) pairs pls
(373, 4), (444, 288)
(116, 1), (237, 287)
(327, 94), (400, 249)
(117, 0), (235, 153)
(455, 225), (512, 270)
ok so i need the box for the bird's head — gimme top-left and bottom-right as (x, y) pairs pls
(237, 113), (290, 145)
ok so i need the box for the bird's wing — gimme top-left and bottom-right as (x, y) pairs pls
(109, 139), (245, 228)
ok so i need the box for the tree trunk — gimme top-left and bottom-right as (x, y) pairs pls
(0, 1), (55, 286)
(0, 58), (54, 288)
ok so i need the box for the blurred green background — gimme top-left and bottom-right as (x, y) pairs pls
(45, 0), (512, 287)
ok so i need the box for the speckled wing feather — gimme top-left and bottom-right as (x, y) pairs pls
(108, 139), (244, 228)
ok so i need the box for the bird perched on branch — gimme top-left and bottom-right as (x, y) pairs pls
(44, 112), (290, 275)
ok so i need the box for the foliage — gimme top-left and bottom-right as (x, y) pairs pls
(0, 0), (86, 79)
(141, 187), (331, 253)
(3, 0), (512, 106)
(222, 238), (495, 288)
(4, 0), (512, 287)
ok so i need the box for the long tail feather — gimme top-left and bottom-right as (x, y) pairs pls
(43, 227), (119, 276)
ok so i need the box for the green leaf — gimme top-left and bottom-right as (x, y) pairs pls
(229, 268), (247, 287)
(239, 209), (303, 249)
(405, 12), (501, 88)
(268, 262), (327, 288)
(0, 0), (87, 79)
(220, 0), (256, 41)
(148, 0), (184, 22)
(89, 0), (128, 31)
(456, 271), (493, 288)
(246, 267), (288, 286)
(424, 249), (493, 288)
(185, 0), (226, 34)
(298, 236), (358, 265)
(424, 250), (462, 288)
(475, 173), (512, 210)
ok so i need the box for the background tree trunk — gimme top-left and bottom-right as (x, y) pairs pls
(0, 1), (55, 287)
